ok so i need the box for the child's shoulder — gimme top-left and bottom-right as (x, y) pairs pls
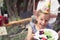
(26, 22), (35, 28)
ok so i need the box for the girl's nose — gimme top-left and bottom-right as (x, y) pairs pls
(42, 21), (46, 24)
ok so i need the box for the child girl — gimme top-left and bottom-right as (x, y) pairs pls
(27, 10), (51, 40)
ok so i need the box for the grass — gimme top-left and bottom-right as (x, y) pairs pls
(0, 24), (27, 40)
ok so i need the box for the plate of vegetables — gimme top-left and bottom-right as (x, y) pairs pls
(34, 29), (58, 40)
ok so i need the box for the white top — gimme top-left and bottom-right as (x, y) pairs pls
(36, 0), (60, 24)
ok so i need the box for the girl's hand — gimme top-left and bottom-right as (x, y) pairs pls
(58, 31), (60, 38)
(32, 34), (35, 37)
(31, 34), (36, 40)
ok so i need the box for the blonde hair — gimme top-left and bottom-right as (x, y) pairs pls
(37, 10), (50, 16)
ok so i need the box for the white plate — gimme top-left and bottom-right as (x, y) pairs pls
(34, 29), (58, 40)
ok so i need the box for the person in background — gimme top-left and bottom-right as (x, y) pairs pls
(37, 0), (59, 25)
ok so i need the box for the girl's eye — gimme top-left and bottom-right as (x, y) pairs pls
(40, 19), (43, 21)
(45, 20), (48, 22)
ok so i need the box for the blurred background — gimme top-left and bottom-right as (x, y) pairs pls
(0, 0), (60, 40)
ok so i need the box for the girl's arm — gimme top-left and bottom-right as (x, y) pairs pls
(26, 25), (34, 40)
(50, 13), (57, 18)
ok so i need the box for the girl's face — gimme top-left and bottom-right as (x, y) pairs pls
(36, 13), (50, 28)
